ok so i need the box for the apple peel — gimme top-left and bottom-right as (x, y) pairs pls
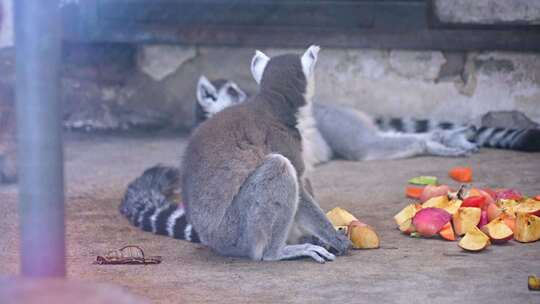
(478, 210), (488, 229)
(412, 207), (452, 237)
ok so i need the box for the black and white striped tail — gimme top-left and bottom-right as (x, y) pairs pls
(119, 165), (200, 243)
(374, 116), (458, 133)
(473, 127), (540, 152)
(375, 116), (540, 152)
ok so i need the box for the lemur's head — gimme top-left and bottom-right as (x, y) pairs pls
(250, 45), (320, 105)
(196, 75), (247, 121)
(194, 45), (320, 126)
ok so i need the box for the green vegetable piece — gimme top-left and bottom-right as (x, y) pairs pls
(410, 232), (421, 238)
(408, 176), (438, 186)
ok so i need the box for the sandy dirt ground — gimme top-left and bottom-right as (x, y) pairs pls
(1, 132), (539, 303)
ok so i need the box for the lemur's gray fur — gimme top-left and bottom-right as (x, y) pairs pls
(181, 46), (350, 262)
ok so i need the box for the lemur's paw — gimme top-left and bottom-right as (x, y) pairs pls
(328, 232), (352, 256)
(426, 141), (471, 158)
(304, 244), (336, 263)
(431, 127), (479, 154)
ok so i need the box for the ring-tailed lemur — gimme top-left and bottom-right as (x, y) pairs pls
(124, 46), (351, 262)
(120, 52), (540, 251)
(195, 78), (540, 155)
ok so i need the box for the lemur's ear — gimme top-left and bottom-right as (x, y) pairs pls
(196, 75), (217, 109)
(250, 50), (270, 84)
(301, 45), (320, 77)
(226, 82), (248, 103)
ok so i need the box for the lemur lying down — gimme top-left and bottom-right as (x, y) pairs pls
(120, 49), (540, 262)
(194, 76), (540, 162)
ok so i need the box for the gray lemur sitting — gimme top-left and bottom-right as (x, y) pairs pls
(122, 46), (351, 263)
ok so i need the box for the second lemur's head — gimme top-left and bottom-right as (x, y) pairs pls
(195, 76), (247, 123)
(250, 45), (320, 107)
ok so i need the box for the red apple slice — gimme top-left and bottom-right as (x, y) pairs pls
(458, 226), (491, 252)
(514, 213), (540, 243)
(462, 196), (486, 209)
(453, 207), (481, 236)
(412, 208), (452, 237)
(481, 218), (513, 243)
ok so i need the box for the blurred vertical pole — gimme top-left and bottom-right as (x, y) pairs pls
(14, 0), (65, 276)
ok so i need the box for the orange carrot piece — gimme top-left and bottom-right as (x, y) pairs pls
(439, 222), (456, 241)
(449, 167), (473, 183)
(406, 186), (424, 199)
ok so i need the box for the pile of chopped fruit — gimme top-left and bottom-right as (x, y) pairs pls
(395, 167), (540, 252)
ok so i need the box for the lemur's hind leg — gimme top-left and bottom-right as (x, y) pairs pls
(210, 154), (335, 263)
(314, 104), (472, 160)
(361, 132), (471, 160)
(432, 126), (479, 153)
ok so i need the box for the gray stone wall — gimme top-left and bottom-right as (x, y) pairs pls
(1, 0), (539, 130)
(133, 45), (540, 128)
(1, 43), (539, 131)
(435, 0), (540, 24)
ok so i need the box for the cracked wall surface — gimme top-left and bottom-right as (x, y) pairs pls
(1, 44), (539, 131)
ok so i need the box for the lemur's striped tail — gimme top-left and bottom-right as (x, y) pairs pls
(119, 165), (200, 243)
(375, 116), (540, 152)
(473, 127), (540, 152)
(374, 116), (459, 133)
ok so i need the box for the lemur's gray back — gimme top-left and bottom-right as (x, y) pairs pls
(182, 54), (307, 242)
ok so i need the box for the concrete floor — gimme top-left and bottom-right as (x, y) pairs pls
(1, 132), (539, 303)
